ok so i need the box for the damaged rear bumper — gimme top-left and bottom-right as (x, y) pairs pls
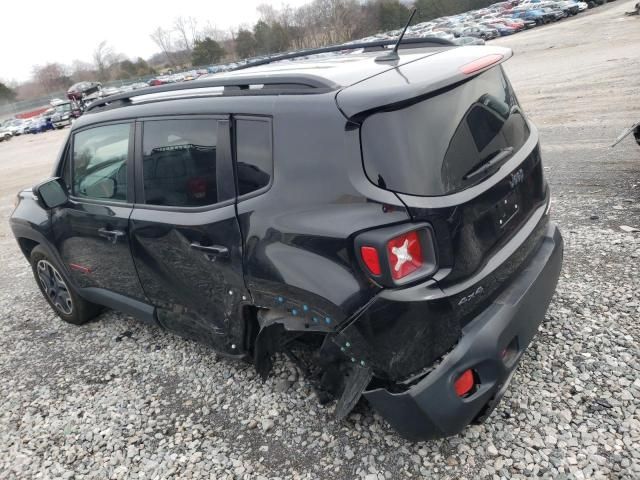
(362, 223), (563, 441)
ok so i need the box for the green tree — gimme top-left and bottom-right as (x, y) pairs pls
(235, 29), (258, 59)
(253, 21), (272, 55)
(192, 37), (226, 66)
(134, 57), (153, 75)
(0, 82), (17, 102)
(118, 60), (138, 79)
(376, 0), (411, 31)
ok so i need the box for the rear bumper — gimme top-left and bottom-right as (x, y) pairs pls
(363, 223), (563, 441)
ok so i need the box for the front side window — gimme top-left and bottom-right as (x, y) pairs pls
(142, 119), (218, 207)
(72, 123), (130, 201)
(235, 118), (272, 196)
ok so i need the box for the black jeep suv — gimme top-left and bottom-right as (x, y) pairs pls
(10, 39), (563, 441)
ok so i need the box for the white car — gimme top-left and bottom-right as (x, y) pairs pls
(0, 126), (12, 142)
(572, 1), (588, 11)
(4, 119), (25, 136)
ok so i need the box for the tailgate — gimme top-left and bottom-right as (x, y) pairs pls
(342, 46), (549, 322)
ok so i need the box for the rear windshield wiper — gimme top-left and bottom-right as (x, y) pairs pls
(463, 147), (514, 181)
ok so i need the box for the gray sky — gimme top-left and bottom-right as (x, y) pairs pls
(1, 0), (310, 83)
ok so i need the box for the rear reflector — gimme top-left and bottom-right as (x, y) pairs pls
(454, 369), (475, 397)
(386, 230), (423, 280)
(360, 246), (381, 275)
(460, 54), (504, 75)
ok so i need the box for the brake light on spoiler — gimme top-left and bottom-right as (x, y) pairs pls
(460, 54), (505, 75)
(355, 223), (438, 287)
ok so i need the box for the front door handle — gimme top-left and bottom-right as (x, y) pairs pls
(98, 228), (126, 244)
(190, 242), (230, 258)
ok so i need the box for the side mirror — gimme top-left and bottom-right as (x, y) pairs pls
(34, 178), (68, 209)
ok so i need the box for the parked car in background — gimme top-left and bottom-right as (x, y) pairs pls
(27, 116), (53, 134)
(148, 76), (170, 86)
(453, 35), (486, 45)
(510, 8), (549, 24)
(4, 119), (25, 136)
(481, 21), (519, 35)
(0, 125), (12, 142)
(51, 101), (82, 129)
(100, 86), (122, 97)
(67, 82), (102, 102)
(539, 6), (567, 20)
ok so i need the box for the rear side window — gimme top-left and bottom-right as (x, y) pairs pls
(235, 118), (272, 196)
(142, 119), (218, 207)
(72, 123), (130, 202)
(361, 66), (530, 196)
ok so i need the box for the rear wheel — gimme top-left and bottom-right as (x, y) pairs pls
(30, 246), (101, 325)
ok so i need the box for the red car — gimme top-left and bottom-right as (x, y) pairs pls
(499, 18), (526, 30)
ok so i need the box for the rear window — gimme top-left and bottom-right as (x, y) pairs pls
(361, 66), (529, 196)
(142, 119), (218, 207)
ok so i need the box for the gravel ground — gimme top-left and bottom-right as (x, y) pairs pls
(1, 2), (640, 479)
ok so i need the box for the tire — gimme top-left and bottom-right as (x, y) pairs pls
(30, 246), (101, 325)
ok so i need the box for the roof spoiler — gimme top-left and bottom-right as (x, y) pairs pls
(336, 46), (513, 123)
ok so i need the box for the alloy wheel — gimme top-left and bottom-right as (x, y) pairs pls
(36, 260), (73, 315)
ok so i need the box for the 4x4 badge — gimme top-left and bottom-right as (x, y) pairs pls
(458, 286), (485, 306)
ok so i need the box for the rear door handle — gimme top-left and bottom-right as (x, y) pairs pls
(98, 228), (126, 244)
(190, 242), (230, 257)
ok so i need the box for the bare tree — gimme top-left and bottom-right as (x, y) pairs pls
(201, 21), (229, 42)
(32, 63), (70, 93)
(257, 3), (279, 23)
(93, 41), (114, 82)
(173, 16), (199, 52)
(150, 27), (176, 66)
(70, 60), (96, 82)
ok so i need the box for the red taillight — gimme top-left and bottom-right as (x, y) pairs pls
(460, 54), (504, 75)
(360, 246), (381, 275)
(454, 369), (475, 397)
(386, 231), (423, 280)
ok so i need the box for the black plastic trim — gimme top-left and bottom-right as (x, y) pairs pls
(79, 287), (157, 325)
(363, 223), (563, 441)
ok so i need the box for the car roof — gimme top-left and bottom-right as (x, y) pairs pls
(212, 47), (449, 89)
(75, 46), (451, 128)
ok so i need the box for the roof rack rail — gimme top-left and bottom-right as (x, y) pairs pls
(85, 74), (336, 113)
(231, 36), (455, 72)
(85, 36), (454, 113)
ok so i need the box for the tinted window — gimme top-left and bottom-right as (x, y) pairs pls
(235, 118), (272, 196)
(361, 66), (530, 196)
(142, 119), (218, 207)
(73, 123), (130, 201)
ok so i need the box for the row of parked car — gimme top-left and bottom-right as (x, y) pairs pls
(0, 99), (83, 142)
(351, 0), (597, 46)
(0, 0), (611, 142)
